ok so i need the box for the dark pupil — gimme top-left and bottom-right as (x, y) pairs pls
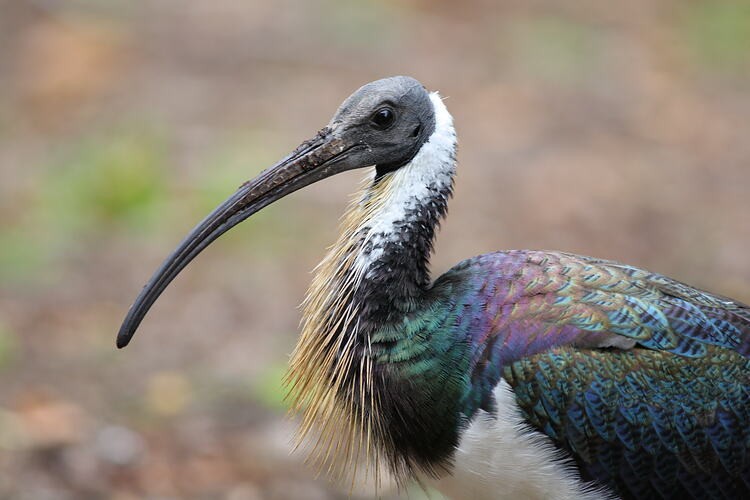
(373, 108), (394, 128)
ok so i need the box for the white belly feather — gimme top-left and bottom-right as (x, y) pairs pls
(431, 380), (615, 500)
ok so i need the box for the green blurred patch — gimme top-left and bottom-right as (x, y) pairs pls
(508, 17), (604, 84)
(0, 320), (19, 371)
(0, 226), (49, 283)
(42, 128), (169, 232)
(680, 1), (750, 75)
(250, 362), (289, 411)
(0, 127), (168, 283)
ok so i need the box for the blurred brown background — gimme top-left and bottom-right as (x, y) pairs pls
(0, 1), (748, 498)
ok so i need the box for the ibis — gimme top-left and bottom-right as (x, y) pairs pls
(118, 76), (750, 499)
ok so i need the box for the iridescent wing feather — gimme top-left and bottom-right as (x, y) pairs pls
(433, 250), (750, 498)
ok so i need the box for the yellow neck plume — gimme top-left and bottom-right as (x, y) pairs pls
(285, 172), (398, 486)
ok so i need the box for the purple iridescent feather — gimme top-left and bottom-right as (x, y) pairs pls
(377, 250), (750, 497)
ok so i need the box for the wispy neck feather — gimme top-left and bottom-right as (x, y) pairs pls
(286, 92), (457, 486)
(354, 93), (456, 323)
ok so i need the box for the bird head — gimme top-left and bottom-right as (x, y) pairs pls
(117, 76), (437, 348)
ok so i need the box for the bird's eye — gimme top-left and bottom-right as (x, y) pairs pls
(371, 107), (395, 130)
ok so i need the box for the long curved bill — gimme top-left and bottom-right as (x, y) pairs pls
(117, 127), (362, 348)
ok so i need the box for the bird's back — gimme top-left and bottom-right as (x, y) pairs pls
(429, 250), (750, 499)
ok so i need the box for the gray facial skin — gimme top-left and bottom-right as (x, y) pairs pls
(330, 76), (436, 175)
(117, 76), (437, 348)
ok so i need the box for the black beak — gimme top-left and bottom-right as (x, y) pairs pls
(117, 127), (364, 348)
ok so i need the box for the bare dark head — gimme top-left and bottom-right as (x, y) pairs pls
(330, 76), (436, 176)
(116, 76), (437, 348)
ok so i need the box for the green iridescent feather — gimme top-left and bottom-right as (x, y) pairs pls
(368, 250), (750, 496)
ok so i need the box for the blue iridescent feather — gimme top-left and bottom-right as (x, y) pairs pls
(385, 249), (750, 498)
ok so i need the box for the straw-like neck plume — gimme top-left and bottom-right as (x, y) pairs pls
(286, 92), (456, 483)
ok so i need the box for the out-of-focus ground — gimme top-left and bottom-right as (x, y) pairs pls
(0, 0), (748, 498)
